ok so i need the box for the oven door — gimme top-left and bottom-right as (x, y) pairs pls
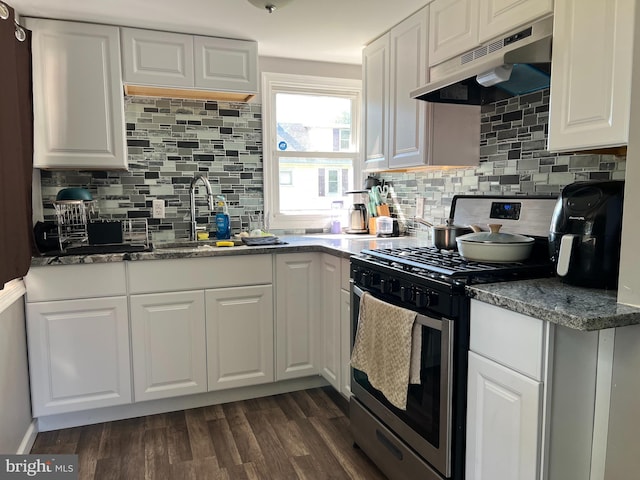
(351, 284), (454, 477)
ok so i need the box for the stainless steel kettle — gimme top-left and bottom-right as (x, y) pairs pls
(347, 203), (368, 233)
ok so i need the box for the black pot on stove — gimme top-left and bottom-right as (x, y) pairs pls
(549, 180), (624, 289)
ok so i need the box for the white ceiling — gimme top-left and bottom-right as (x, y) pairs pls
(9, 0), (428, 65)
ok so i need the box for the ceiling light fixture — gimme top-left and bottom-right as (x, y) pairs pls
(247, 0), (293, 14)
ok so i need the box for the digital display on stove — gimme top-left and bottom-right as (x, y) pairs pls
(490, 201), (521, 220)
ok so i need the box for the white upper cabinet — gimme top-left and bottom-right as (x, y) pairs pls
(388, 7), (429, 169)
(429, 0), (480, 67)
(363, 6), (479, 170)
(120, 28), (194, 88)
(27, 18), (127, 170)
(429, 0), (553, 67)
(479, 0), (554, 42)
(121, 27), (258, 95)
(194, 36), (258, 93)
(548, 0), (634, 152)
(363, 32), (390, 170)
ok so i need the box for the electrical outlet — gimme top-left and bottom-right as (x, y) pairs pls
(415, 197), (425, 219)
(152, 199), (165, 219)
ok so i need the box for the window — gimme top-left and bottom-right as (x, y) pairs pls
(262, 72), (361, 230)
(279, 170), (293, 186)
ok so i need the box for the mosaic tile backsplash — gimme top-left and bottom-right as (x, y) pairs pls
(40, 97), (263, 242)
(379, 89), (626, 226)
(41, 89), (626, 241)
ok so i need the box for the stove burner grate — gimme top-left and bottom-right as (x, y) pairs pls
(360, 246), (550, 278)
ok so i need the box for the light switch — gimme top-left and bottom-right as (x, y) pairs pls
(416, 197), (425, 219)
(152, 199), (165, 219)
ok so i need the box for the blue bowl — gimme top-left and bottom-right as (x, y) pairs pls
(56, 188), (93, 201)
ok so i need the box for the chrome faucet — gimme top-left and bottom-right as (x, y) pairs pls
(189, 173), (215, 240)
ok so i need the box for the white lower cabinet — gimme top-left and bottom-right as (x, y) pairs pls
(319, 254), (342, 390)
(275, 253), (319, 380)
(467, 300), (545, 480)
(26, 297), (132, 416)
(130, 291), (207, 402)
(466, 351), (542, 480)
(206, 285), (274, 390)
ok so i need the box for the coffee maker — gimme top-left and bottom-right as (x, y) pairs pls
(549, 180), (625, 289)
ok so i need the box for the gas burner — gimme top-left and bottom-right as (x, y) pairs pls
(358, 245), (554, 283)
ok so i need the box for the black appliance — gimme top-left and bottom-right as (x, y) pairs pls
(549, 180), (625, 289)
(33, 221), (59, 254)
(349, 195), (558, 480)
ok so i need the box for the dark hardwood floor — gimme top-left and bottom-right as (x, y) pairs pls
(31, 388), (387, 480)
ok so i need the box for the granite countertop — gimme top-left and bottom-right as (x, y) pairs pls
(31, 235), (640, 332)
(468, 278), (640, 331)
(30, 234), (426, 266)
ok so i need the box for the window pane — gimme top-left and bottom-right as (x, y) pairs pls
(278, 157), (355, 213)
(276, 93), (354, 153)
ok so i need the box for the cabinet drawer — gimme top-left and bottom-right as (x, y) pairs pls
(25, 263), (127, 302)
(470, 299), (546, 381)
(128, 255), (272, 293)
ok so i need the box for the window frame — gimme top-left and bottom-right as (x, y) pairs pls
(262, 72), (362, 231)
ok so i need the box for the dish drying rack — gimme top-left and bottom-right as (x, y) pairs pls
(53, 200), (150, 251)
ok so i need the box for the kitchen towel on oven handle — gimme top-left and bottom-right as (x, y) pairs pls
(351, 292), (421, 410)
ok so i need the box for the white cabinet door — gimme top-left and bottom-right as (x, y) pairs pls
(478, 0), (553, 43)
(319, 254), (342, 390)
(194, 36), (258, 93)
(340, 288), (351, 398)
(27, 18), (126, 170)
(130, 291), (207, 402)
(275, 253), (319, 380)
(120, 28), (194, 87)
(548, 0), (634, 152)
(466, 351), (542, 480)
(363, 32), (390, 170)
(429, 0), (480, 67)
(206, 285), (274, 390)
(388, 7), (429, 169)
(26, 297), (131, 417)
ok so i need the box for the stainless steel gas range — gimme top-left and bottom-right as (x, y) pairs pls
(349, 195), (558, 480)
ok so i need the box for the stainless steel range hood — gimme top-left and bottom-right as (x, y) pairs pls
(411, 16), (553, 105)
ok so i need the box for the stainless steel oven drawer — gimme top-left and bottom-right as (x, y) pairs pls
(350, 398), (443, 480)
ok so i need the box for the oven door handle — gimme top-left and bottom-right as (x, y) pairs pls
(352, 284), (447, 331)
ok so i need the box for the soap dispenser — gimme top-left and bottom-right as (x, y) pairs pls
(215, 196), (231, 240)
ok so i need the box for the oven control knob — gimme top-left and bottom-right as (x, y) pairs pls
(414, 288), (431, 308)
(361, 272), (373, 287)
(400, 285), (412, 302)
(379, 278), (398, 294)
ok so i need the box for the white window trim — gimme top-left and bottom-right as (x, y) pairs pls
(262, 72), (362, 231)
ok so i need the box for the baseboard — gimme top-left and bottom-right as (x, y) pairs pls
(16, 420), (38, 454)
(37, 376), (329, 432)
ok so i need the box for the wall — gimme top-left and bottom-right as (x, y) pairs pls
(40, 97), (263, 243)
(40, 89), (627, 241)
(0, 281), (33, 453)
(38, 58), (361, 244)
(378, 89), (626, 226)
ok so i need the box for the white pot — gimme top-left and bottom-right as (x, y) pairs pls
(455, 224), (534, 262)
